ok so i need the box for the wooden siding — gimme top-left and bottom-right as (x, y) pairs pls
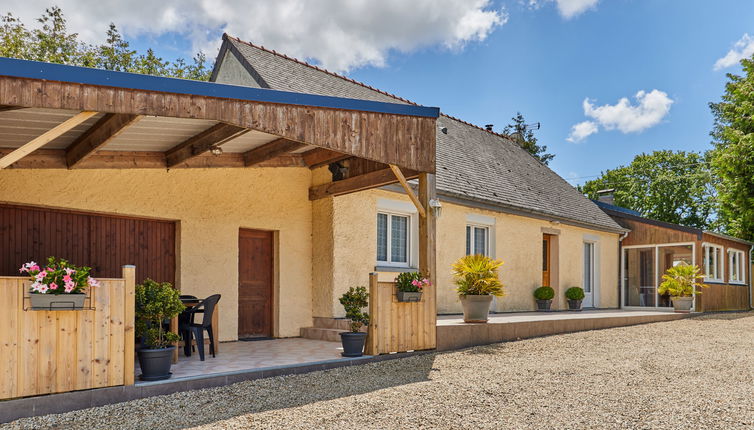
(0, 267), (135, 400)
(618, 217), (699, 247)
(365, 274), (435, 355)
(0, 76), (436, 173)
(0, 204), (175, 284)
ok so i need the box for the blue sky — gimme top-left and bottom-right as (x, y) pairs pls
(9, 0), (752, 184)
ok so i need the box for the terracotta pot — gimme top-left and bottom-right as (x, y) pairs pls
(397, 291), (422, 302)
(30, 293), (86, 310)
(460, 295), (493, 323)
(671, 296), (693, 313)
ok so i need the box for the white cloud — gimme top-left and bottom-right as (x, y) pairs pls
(527, 0), (599, 19)
(714, 33), (754, 71)
(2, 0), (506, 72)
(567, 90), (674, 142)
(566, 121), (598, 143)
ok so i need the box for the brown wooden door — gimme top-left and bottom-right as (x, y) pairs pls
(238, 229), (274, 338)
(542, 234), (552, 287)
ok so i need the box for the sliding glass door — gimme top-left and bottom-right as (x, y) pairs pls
(623, 244), (695, 309)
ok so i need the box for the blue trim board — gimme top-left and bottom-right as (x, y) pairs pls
(0, 57), (439, 118)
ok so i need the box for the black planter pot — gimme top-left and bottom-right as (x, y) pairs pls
(340, 332), (367, 357)
(137, 346), (175, 381)
(567, 299), (583, 311)
(397, 291), (422, 302)
(536, 299), (552, 311)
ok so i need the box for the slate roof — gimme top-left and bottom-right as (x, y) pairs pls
(217, 34), (625, 233)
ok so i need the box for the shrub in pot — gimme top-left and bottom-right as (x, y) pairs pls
(657, 263), (707, 313)
(565, 287), (585, 311)
(533, 286), (555, 311)
(394, 272), (430, 302)
(452, 254), (504, 323)
(339, 286), (369, 357)
(20, 257), (100, 310)
(135, 279), (184, 380)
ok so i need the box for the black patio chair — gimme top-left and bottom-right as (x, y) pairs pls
(179, 294), (221, 361)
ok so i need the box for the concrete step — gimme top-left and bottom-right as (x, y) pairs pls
(300, 327), (343, 342)
(313, 317), (354, 331)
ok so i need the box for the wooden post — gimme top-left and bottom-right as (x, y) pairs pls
(122, 265), (136, 386)
(365, 273), (379, 355)
(418, 173), (437, 349)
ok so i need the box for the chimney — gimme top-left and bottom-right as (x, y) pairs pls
(485, 124), (494, 132)
(596, 188), (615, 205)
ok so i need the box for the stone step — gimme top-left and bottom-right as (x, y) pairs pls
(313, 317), (353, 330)
(300, 327), (343, 342)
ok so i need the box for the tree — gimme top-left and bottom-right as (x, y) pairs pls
(503, 112), (555, 165)
(580, 150), (717, 229)
(709, 54), (754, 241)
(0, 7), (212, 81)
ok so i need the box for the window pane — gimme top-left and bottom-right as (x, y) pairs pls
(624, 247), (655, 307)
(542, 239), (548, 271)
(474, 227), (487, 256)
(390, 215), (408, 263)
(583, 243), (593, 293)
(376, 213), (388, 262)
(465, 226), (471, 256)
(658, 245), (693, 307)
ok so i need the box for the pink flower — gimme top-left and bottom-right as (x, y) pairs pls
(29, 265), (40, 272)
(19, 265), (26, 273)
(45, 267), (53, 272)
(37, 283), (49, 294)
(49, 282), (58, 290)
(63, 275), (72, 283)
(35, 271), (47, 281)
(87, 277), (100, 288)
(64, 282), (75, 293)
(64, 268), (75, 275)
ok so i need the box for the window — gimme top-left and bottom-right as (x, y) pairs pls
(729, 249), (747, 284)
(583, 242), (595, 294)
(466, 225), (489, 256)
(377, 212), (410, 266)
(702, 244), (724, 282)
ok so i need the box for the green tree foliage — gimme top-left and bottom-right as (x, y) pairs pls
(503, 112), (555, 165)
(0, 7), (211, 80)
(709, 54), (754, 241)
(580, 150), (717, 229)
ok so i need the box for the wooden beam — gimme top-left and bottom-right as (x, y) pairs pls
(389, 164), (426, 217)
(165, 123), (248, 167)
(0, 105), (23, 112)
(418, 173), (437, 349)
(243, 138), (306, 167)
(65, 113), (142, 168)
(301, 148), (350, 168)
(309, 167), (418, 200)
(0, 111), (97, 169)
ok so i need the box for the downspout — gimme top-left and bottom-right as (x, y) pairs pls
(618, 231), (629, 309)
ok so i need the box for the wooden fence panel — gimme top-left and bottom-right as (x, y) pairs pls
(0, 266), (135, 400)
(365, 273), (436, 355)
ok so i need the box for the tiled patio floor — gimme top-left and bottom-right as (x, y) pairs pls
(135, 338), (347, 383)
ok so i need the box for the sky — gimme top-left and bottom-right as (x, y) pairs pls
(3, 0), (754, 184)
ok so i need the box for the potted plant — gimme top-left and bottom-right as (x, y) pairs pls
(394, 272), (430, 302)
(135, 279), (185, 380)
(658, 263), (707, 313)
(339, 286), (369, 357)
(565, 287), (585, 311)
(19, 257), (99, 310)
(452, 254), (504, 323)
(534, 286), (555, 311)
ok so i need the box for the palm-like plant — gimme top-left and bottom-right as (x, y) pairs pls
(658, 263), (707, 297)
(452, 254), (505, 297)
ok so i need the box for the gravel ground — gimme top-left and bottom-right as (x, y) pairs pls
(4, 312), (754, 430)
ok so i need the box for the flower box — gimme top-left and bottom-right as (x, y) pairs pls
(30, 293), (86, 310)
(20, 257), (99, 311)
(396, 291), (422, 302)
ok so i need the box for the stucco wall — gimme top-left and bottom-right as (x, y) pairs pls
(322, 189), (620, 317)
(0, 168), (313, 340)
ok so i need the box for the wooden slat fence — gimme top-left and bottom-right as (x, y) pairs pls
(0, 266), (135, 400)
(365, 273), (436, 355)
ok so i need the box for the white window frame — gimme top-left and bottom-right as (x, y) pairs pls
(376, 199), (418, 268)
(621, 242), (696, 311)
(466, 224), (490, 256)
(702, 243), (725, 283)
(465, 213), (496, 258)
(728, 249), (747, 285)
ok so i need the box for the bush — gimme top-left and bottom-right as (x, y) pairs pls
(339, 286), (370, 332)
(135, 279), (184, 349)
(533, 286), (554, 300)
(565, 287), (585, 300)
(395, 271), (431, 292)
(452, 254), (505, 297)
(658, 263), (707, 297)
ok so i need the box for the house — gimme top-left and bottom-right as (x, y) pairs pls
(211, 34), (628, 324)
(594, 198), (753, 312)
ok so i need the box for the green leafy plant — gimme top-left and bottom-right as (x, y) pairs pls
(135, 279), (184, 349)
(20, 256), (99, 294)
(565, 287), (585, 300)
(339, 286), (369, 332)
(395, 271), (431, 292)
(452, 254), (504, 297)
(533, 286), (555, 301)
(658, 263), (708, 298)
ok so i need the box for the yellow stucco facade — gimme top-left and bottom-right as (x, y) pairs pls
(319, 188), (620, 317)
(0, 167), (313, 340)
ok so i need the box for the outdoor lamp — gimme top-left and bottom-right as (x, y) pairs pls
(429, 198), (442, 218)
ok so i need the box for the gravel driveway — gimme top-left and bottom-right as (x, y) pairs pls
(5, 312), (753, 429)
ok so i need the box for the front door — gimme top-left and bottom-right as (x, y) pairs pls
(583, 242), (595, 307)
(542, 234), (552, 287)
(238, 229), (273, 338)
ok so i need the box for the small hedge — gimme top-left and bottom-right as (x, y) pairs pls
(533, 286), (554, 300)
(565, 286), (585, 300)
